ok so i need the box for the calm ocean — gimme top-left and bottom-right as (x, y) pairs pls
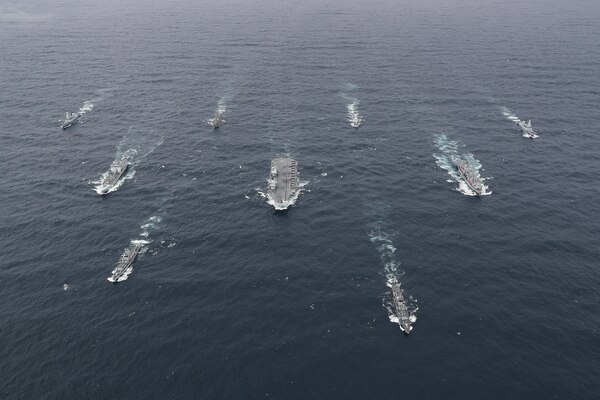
(1, 0), (599, 398)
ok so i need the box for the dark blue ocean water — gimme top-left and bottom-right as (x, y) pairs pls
(1, 0), (599, 398)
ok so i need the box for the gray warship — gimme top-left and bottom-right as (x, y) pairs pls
(389, 282), (413, 334)
(209, 111), (223, 128)
(267, 158), (299, 210)
(455, 159), (484, 196)
(350, 114), (361, 128)
(96, 158), (130, 195)
(107, 242), (143, 283)
(517, 120), (536, 138)
(61, 111), (80, 129)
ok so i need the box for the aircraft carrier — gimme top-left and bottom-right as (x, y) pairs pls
(267, 158), (299, 210)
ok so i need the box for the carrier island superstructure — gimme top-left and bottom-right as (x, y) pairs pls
(267, 158), (299, 210)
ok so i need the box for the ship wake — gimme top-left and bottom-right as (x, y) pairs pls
(77, 88), (113, 116)
(433, 134), (491, 196)
(139, 195), (172, 240)
(346, 99), (363, 128)
(340, 85), (363, 128)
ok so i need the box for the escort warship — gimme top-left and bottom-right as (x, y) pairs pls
(389, 282), (413, 334)
(97, 158), (130, 195)
(61, 111), (80, 129)
(455, 159), (484, 196)
(517, 120), (536, 138)
(107, 242), (143, 283)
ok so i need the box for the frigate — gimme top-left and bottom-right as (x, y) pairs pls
(210, 111), (223, 128)
(517, 120), (536, 138)
(267, 158), (299, 210)
(96, 158), (130, 195)
(107, 242), (143, 283)
(455, 159), (484, 196)
(389, 282), (413, 334)
(61, 111), (80, 129)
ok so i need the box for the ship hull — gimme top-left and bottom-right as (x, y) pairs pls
(267, 158), (299, 210)
(99, 165), (129, 195)
(455, 163), (482, 196)
(390, 284), (412, 334)
(108, 244), (142, 283)
(61, 115), (80, 129)
(517, 122), (536, 138)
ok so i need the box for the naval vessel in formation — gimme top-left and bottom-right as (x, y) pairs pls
(96, 158), (130, 195)
(517, 120), (537, 138)
(349, 114), (361, 128)
(267, 158), (299, 210)
(454, 159), (484, 196)
(61, 111), (80, 129)
(388, 282), (413, 334)
(209, 111), (224, 128)
(108, 242), (143, 283)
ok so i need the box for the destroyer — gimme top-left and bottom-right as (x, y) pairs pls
(389, 282), (413, 334)
(267, 158), (299, 210)
(61, 111), (80, 129)
(96, 158), (130, 195)
(108, 242), (143, 283)
(455, 159), (484, 196)
(517, 120), (536, 138)
(209, 111), (223, 128)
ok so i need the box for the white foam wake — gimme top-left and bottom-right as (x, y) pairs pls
(265, 179), (308, 210)
(78, 100), (94, 115)
(107, 266), (133, 283)
(340, 84), (363, 128)
(433, 134), (492, 196)
(217, 97), (227, 114)
(78, 87), (113, 116)
(139, 195), (173, 239)
(346, 100), (363, 128)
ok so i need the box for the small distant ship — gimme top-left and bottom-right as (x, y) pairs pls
(267, 158), (299, 210)
(210, 111), (223, 128)
(97, 158), (130, 195)
(350, 114), (361, 128)
(389, 282), (413, 334)
(517, 120), (536, 138)
(455, 159), (484, 196)
(61, 111), (80, 129)
(107, 242), (143, 283)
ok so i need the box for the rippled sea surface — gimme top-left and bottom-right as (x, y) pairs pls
(1, 0), (599, 398)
